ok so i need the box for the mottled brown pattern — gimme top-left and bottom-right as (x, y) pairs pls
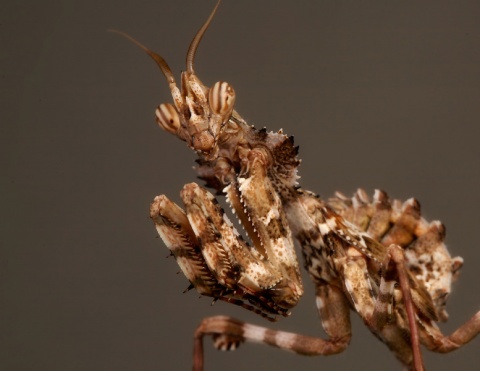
(120, 1), (480, 370)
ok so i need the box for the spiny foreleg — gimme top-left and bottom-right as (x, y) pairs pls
(150, 183), (296, 318)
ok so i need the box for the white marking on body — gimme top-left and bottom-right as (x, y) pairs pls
(316, 296), (325, 310)
(244, 323), (303, 352)
(272, 331), (301, 351)
(382, 280), (395, 315)
(318, 222), (330, 235)
(242, 324), (267, 344)
(262, 207), (280, 224)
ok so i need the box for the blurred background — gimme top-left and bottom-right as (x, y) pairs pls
(2, 1), (480, 370)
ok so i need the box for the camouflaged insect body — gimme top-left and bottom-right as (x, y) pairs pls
(115, 1), (480, 370)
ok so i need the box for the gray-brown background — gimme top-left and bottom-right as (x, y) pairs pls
(2, 1), (480, 370)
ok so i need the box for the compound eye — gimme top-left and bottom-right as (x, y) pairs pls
(156, 103), (180, 134)
(208, 81), (236, 117)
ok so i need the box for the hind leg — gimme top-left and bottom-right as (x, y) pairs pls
(419, 311), (480, 353)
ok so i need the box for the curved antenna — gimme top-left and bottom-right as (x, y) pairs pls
(109, 29), (176, 85)
(186, 0), (222, 74)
